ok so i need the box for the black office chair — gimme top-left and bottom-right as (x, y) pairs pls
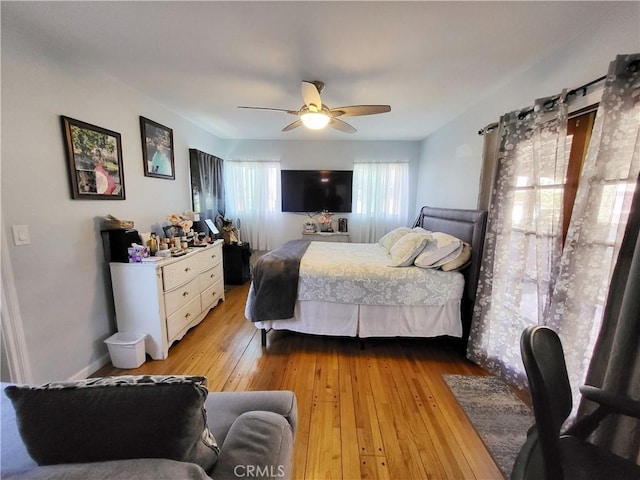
(511, 325), (640, 480)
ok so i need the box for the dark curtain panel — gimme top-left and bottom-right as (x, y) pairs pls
(582, 172), (640, 462)
(477, 124), (501, 211)
(189, 149), (225, 221)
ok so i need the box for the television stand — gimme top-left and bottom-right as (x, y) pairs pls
(301, 232), (349, 243)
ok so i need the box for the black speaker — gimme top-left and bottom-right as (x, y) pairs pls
(338, 218), (348, 233)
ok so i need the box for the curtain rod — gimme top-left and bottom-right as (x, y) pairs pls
(477, 74), (607, 136)
(566, 75), (606, 98)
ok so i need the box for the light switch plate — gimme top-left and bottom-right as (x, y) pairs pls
(12, 225), (31, 246)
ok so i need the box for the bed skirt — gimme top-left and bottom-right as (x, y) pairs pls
(253, 300), (462, 339)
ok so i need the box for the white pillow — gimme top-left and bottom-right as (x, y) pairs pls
(414, 232), (463, 268)
(441, 243), (472, 271)
(378, 227), (412, 252)
(412, 226), (431, 235)
(389, 232), (432, 267)
(430, 242), (464, 268)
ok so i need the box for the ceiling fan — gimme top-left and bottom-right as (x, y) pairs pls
(238, 80), (391, 134)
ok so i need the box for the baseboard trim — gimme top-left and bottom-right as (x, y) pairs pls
(68, 353), (110, 381)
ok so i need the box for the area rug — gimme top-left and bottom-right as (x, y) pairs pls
(443, 374), (534, 479)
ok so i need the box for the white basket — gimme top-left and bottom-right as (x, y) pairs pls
(104, 332), (146, 369)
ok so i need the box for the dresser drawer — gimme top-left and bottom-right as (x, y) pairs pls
(163, 255), (200, 291)
(201, 279), (224, 311)
(166, 296), (201, 341)
(198, 245), (222, 272)
(164, 277), (199, 317)
(198, 264), (223, 292)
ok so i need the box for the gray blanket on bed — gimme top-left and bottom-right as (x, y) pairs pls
(250, 239), (311, 321)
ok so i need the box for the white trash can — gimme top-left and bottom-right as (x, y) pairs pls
(104, 332), (146, 369)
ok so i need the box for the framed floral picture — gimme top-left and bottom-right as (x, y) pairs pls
(61, 116), (125, 200)
(140, 116), (175, 180)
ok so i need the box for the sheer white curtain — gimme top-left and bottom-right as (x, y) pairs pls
(224, 160), (281, 251)
(351, 162), (409, 243)
(468, 95), (570, 387)
(469, 54), (640, 421)
(548, 54), (640, 414)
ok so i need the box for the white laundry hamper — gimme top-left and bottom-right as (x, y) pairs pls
(104, 332), (146, 369)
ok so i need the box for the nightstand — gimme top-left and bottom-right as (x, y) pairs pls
(222, 243), (252, 284)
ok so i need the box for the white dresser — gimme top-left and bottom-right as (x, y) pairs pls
(109, 240), (224, 360)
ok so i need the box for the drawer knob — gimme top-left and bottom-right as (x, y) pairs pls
(185, 312), (191, 319)
(211, 254), (216, 259)
(183, 291), (189, 297)
(210, 274), (215, 279)
(185, 267), (191, 272)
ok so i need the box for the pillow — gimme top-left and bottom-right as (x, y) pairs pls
(414, 232), (463, 268)
(4, 375), (219, 471)
(412, 226), (431, 235)
(389, 232), (431, 267)
(378, 227), (412, 252)
(429, 242), (465, 268)
(441, 242), (472, 271)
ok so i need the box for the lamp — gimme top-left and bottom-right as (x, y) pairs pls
(300, 111), (330, 130)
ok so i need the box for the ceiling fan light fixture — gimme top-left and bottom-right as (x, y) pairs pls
(239, 81), (388, 134)
(301, 111), (330, 130)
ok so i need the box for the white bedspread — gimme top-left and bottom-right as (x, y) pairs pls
(297, 242), (464, 306)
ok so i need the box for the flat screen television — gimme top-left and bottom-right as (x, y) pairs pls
(281, 169), (353, 213)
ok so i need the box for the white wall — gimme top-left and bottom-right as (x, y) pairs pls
(1, 22), (226, 382)
(221, 139), (422, 246)
(416, 3), (640, 211)
(1, 23), (421, 382)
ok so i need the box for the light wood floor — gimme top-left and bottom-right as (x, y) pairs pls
(95, 283), (503, 480)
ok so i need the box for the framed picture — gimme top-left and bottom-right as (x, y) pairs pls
(140, 116), (175, 179)
(61, 116), (125, 200)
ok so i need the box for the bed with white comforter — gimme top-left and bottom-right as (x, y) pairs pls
(246, 206), (487, 346)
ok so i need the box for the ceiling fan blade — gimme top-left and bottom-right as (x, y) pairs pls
(329, 118), (357, 134)
(301, 81), (323, 112)
(330, 105), (391, 117)
(238, 106), (299, 115)
(282, 119), (303, 132)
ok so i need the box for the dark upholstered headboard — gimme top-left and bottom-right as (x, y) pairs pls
(414, 206), (487, 346)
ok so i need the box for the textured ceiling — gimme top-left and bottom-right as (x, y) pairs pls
(1, 1), (626, 140)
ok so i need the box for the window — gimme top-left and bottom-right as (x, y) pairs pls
(351, 162), (409, 242)
(353, 162), (409, 216)
(225, 160), (279, 215)
(224, 160), (280, 250)
(505, 107), (600, 323)
(565, 106), (636, 246)
(564, 107), (597, 242)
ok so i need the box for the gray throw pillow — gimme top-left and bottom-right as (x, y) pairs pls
(4, 375), (219, 472)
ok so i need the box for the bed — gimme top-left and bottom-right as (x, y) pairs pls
(245, 206), (487, 348)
